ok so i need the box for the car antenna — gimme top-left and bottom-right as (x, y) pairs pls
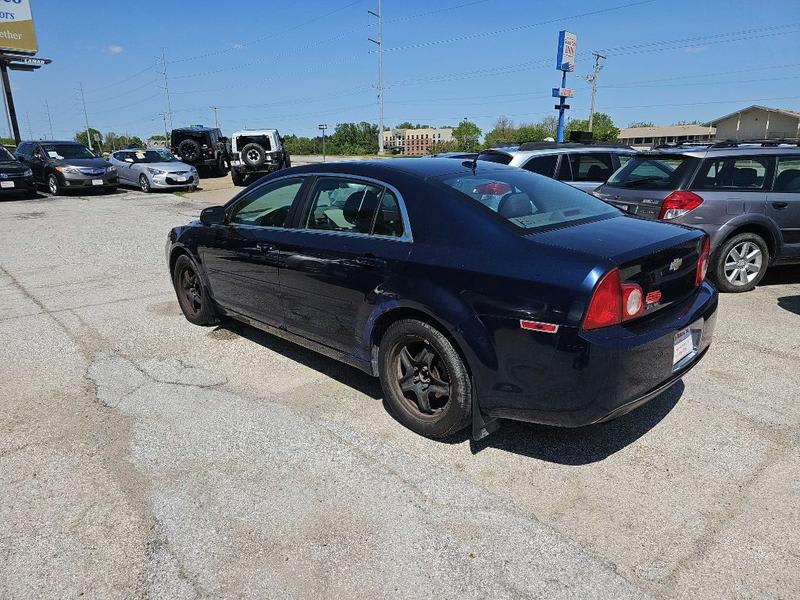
(462, 152), (479, 174)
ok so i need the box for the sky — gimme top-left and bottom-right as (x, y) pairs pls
(8, 0), (800, 141)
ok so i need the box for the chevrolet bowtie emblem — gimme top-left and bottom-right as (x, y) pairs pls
(669, 258), (683, 272)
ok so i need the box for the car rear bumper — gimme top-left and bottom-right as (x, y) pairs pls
(480, 282), (718, 427)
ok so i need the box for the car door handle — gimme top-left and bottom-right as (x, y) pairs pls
(352, 254), (387, 269)
(771, 202), (789, 210)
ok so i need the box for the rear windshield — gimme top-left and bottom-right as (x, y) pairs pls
(437, 169), (616, 231)
(478, 151), (513, 165)
(606, 155), (694, 190)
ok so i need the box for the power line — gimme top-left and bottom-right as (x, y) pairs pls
(377, 0), (660, 53)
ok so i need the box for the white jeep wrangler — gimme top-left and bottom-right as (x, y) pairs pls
(229, 129), (291, 186)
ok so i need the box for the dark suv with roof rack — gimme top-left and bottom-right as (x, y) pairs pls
(594, 140), (800, 292)
(478, 142), (635, 193)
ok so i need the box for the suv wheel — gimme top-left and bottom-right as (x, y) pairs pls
(711, 233), (769, 293)
(241, 143), (266, 168)
(231, 171), (246, 186)
(378, 319), (471, 439)
(47, 173), (62, 196)
(177, 139), (201, 163)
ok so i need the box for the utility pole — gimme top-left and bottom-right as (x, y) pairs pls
(44, 99), (54, 139)
(25, 112), (32, 139)
(211, 106), (220, 130)
(79, 82), (93, 152)
(160, 49), (173, 132)
(368, 0), (384, 155)
(160, 113), (169, 149)
(585, 51), (606, 134)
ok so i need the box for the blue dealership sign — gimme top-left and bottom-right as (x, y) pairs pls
(556, 30), (577, 72)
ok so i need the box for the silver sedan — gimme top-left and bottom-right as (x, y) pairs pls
(108, 149), (199, 192)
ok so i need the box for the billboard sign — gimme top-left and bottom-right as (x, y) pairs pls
(552, 87), (574, 98)
(556, 30), (576, 72)
(0, 0), (38, 55)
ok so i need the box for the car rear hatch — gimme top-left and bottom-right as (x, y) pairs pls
(594, 153), (699, 220)
(531, 215), (705, 315)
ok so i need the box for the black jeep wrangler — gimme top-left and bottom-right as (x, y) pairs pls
(170, 126), (229, 176)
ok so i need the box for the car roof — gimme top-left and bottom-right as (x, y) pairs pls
(635, 145), (800, 159)
(483, 145), (635, 160)
(287, 157), (518, 180)
(26, 140), (81, 145)
(232, 129), (278, 135)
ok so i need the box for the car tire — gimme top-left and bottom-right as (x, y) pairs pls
(378, 319), (472, 439)
(231, 171), (247, 186)
(241, 143), (266, 169)
(710, 232), (769, 293)
(177, 139), (201, 163)
(139, 174), (151, 193)
(172, 254), (217, 326)
(47, 173), (62, 196)
(215, 156), (229, 177)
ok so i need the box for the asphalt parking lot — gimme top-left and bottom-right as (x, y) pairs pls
(1, 186), (798, 599)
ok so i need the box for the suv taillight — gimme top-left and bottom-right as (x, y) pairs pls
(696, 236), (710, 286)
(582, 268), (645, 330)
(659, 191), (704, 220)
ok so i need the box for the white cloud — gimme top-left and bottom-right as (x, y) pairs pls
(231, 43), (244, 49)
(104, 45), (124, 55)
(685, 45), (708, 54)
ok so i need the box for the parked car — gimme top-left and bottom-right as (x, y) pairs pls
(229, 129), (291, 187)
(594, 141), (800, 292)
(170, 126), (229, 175)
(477, 142), (635, 192)
(0, 144), (36, 199)
(166, 159), (717, 440)
(14, 140), (117, 195)
(428, 152), (479, 159)
(109, 148), (198, 193)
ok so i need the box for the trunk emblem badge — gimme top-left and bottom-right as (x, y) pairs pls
(669, 258), (683, 272)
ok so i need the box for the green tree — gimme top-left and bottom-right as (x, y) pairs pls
(283, 134), (316, 155)
(483, 116), (515, 148)
(566, 113), (620, 142)
(672, 120), (701, 126)
(628, 120), (655, 128)
(428, 140), (457, 154)
(328, 122), (380, 155)
(75, 128), (103, 150)
(452, 120), (481, 152)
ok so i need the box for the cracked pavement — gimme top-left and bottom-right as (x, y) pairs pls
(1, 188), (798, 599)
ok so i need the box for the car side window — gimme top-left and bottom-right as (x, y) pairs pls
(228, 178), (304, 227)
(774, 156), (800, 192)
(16, 142), (30, 158)
(569, 153), (615, 182)
(372, 190), (404, 238)
(556, 155), (572, 181)
(304, 178), (383, 234)
(523, 155), (558, 177)
(693, 156), (771, 190)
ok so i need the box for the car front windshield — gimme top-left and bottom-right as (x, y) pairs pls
(437, 169), (616, 231)
(0, 146), (15, 161)
(130, 150), (177, 164)
(42, 144), (95, 160)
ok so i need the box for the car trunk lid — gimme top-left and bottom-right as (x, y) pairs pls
(530, 215), (704, 313)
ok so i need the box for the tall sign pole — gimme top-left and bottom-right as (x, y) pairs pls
(318, 124), (327, 162)
(554, 30), (577, 143)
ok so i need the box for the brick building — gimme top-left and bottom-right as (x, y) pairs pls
(383, 127), (454, 156)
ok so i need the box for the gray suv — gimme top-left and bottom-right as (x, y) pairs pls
(478, 142), (635, 192)
(594, 142), (800, 292)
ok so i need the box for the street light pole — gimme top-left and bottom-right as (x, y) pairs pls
(318, 124), (328, 162)
(211, 106), (220, 129)
(368, 0), (384, 155)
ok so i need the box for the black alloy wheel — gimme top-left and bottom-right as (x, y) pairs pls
(378, 319), (471, 438)
(172, 255), (217, 325)
(139, 174), (151, 193)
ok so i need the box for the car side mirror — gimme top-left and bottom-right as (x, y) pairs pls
(200, 206), (226, 226)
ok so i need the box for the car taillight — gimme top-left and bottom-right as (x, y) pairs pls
(583, 268), (646, 330)
(658, 191), (704, 220)
(695, 235), (710, 286)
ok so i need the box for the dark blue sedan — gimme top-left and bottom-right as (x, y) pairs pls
(166, 158), (717, 439)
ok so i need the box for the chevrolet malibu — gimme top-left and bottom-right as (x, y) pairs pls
(166, 159), (717, 439)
